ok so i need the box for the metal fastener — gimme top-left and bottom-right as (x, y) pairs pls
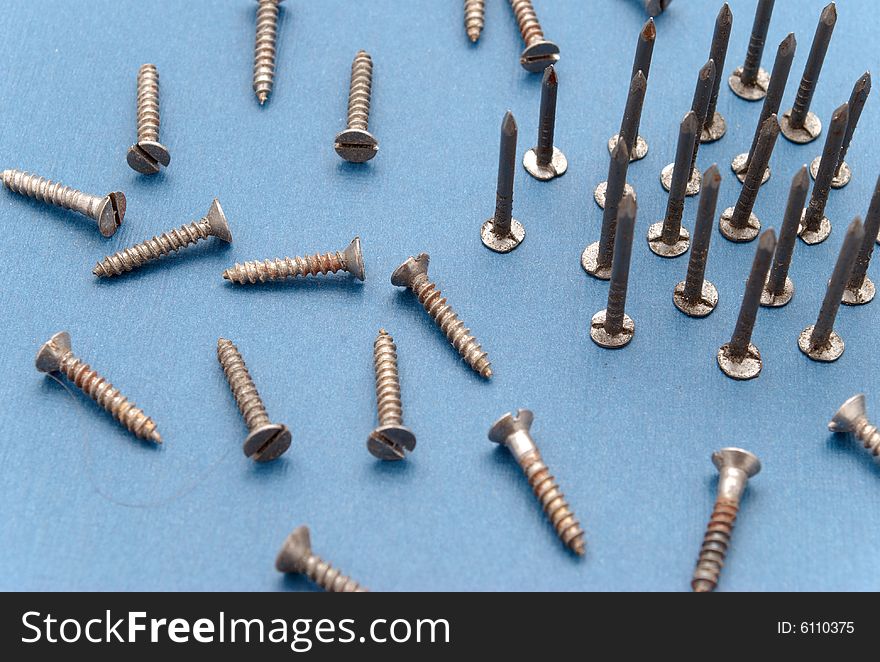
(644, 0), (671, 17)
(728, 0), (774, 101)
(591, 193), (637, 348)
(717, 229), (776, 380)
(464, 0), (485, 43)
(482, 111), (525, 252)
(523, 66), (567, 181)
(36, 331), (161, 443)
(842, 174), (880, 305)
(367, 329), (416, 461)
(596, 72), (643, 208)
(606, 19), (653, 164)
(583, 139), (631, 280)
(761, 166), (810, 307)
(691, 448), (761, 592)
(223, 237), (364, 284)
(829, 394), (880, 461)
(391, 253), (492, 379)
(334, 50), (378, 163)
(701, 4), (733, 142)
(126, 64), (170, 175)
(276, 526), (368, 592)
(94, 199), (231, 278)
(488, 409), (586, 556)
(253, 0), (284, 105)
(508, 0), (559, 72)
(2, 169), (125, 238)
(798, 217), (864, 362)
(217, 337), (291, 462)
(780, 2), (837, 144)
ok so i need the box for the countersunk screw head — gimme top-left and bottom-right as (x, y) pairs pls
(35, 331), (72, 373)
(391, 253), (429, 288)
(205, 199), (233, 243)
(126, 141), (171, 175)
(520, 40), (560, 73)
(713, 447), (762, 478)
(342, 236), (366, 281)
(367, 424), (417, 461)
(829, 394), (865, 433)
(488, 408), (534, 444)
(96, 192), (126, 238)
(334, 128), (379, 163)
(244, 423), (292, 462)
(275, 524), (311, 573)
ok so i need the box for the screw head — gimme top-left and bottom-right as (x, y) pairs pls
(519, 40), (560, 73)
(96, 192), (126, 238)
(829, 394), (866, 433)
(798, 326), (845, 362)
(334, 128), (378, 163)
(126, 141), (171, 175)
(712, 448), (762, 478)
(659, 163), (701, 196)
(810, 156), (851, 189)
(367, 424), (417, 461)
(673, 280), (718, 317)
(797, 209), (832, 245)
(35, 331), (71, 373)
(590, 310), (635, 348)
(205, 199), (233, 243)
(488, 408), (534, 444)
(523, 147), (568, 180)
(647, 222), (690, 258)
(481, 218), (525, 253)
(275, 525), (311, 574)
(391, 253), (429, 288)
(717, 342), (763, 380)
(728, 66), (770, 101)
(342, 236), (366, 281)
(731, 152), (770, 185)
(719, 207), (761, 243)
(780, 109), (822, 144)
(244, 423), (291, 462)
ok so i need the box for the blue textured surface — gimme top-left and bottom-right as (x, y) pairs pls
(1, 0), (879, 592)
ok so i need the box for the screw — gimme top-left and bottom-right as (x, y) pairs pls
(583, 139), (631, 280)
(781, 2), (837, 144)
(126, 64), (170, 175)
(810, 72), (871, 189)
(94, 199), (232, 278)
(674, 164), (721, 317)
(367, 329), (416, 461)
(798, 103), (849, 245)
(217, 337), (291, 462)
(482, 111), (525, 252)
(717, 229), (776, 380)
(798, 217), (864, 362)
(488, 409), (586, 556)
(334, 50), (378, 163)
(222, 237), (365, 284)
(701, 4), (733, 143)
(731, 33), (797, 184)
(2, 169), (125, 238)
(508, 0), (559, 72)
(35, 331), (161, 443)
(719, 115), (779, 243)
(591, 193), (637, 348)
(660, 59), (714, 197)
(464, 0), (485, 43)
(253, 0), (284, 105)
(644, 0), (671, 17)
(691, 448), (761, 592)
(391, 253), (492, 379)
(649, 111), (698, 258)
(728, 0), (774, 101)
(523, 66), (567, 181)
(843, 174), (880, 306)
(596, 72), (644, 208)
(761, 166), (810, 307)
(829, 394), (880, 460)
(276, 525), (368, 592)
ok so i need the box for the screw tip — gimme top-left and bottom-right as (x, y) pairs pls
(257, 91), (269, 105)
(571, 537), (586, 556)
(150, 430), (163, 444)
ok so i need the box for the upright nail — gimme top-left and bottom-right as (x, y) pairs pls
(811, 72), (871, 188)
(702, 4), (733, 142)
(524, 66), (567, 180)
(605, 71), (649, 175)
(482, 111), (525, 253)
(761, 166), (810, 307)
(842, 175), (880, 305)
(631, 18), (656, 82)
(728, 0), (774, 100)
(591, 193), (637, 348)
(584, 139), (631, 279)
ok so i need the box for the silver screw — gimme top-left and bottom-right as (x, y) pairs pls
(584, 139), (631, 280)
(464, 0), (485, 43)
(691, 448), (761, 592)
(523, 66), (567, 181)
(650, 111), (698, 258)
(701, 4), (733, 143)
(126, 64), (170, 175)
(276, 525), (368, 592)
(367, 330), (416, 461)
(223, 237), (365, 284)
(391, 253), (492, 379)
(253, 0), (284, 105)
(728, 0), (774, 101)
(829, 394), (880, 460)
(217, 338), (291, 462)
(508, 0), (559, 72)
(760, 165), (810, 307)
(35, 331), (161, 443)
(2, 169), (125, 238)
(334, 50), (378, 163)
(596, 72), (644, 208)
(482, 111), (524, 253)
(94, 199), (232, 278)
(842, 174), (880, 306)
(488, 409), (586, 556)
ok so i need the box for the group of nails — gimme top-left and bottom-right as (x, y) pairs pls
(14, 0), (879, 593)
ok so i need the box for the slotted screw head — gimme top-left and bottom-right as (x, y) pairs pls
(391, 253), (429, 287)
(97, 192), (127, 238)
(35, 331), (72, 373)
(244, 423), (291, 462)
(368, 424), (416, 461)
(127, 141), (171, 175)
(205, 199), (233, 242)
(334, 128), (378, 163)
(520, 40), (560, 73)
(829, 394), (866, 433)
(275, 525), (311, 574)
(342, 236), (366, 281)
(713, 447), (762, 478)
(488, 408), (534, 444)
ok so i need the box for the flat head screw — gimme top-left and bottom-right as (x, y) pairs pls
(829, 395), (880, 460)
(367, 330), (416, 461)
(253, 0), (285, 105)
(508, 0), (559, 72)
(275, 526), (368, 592)
(464, 0), (485, 43)
(644, 0), (671, 17)
(842, 174), (880, 305)
(483, 111), (525, 252)
(222, 237), (365, 284)
(781, 2), (837, 144)
(728, 0), (774, 100)
(2, 169), (125, 237)
(731, 33), (797, 184)
(798, 217), (864, 362)
(35, 331), (161, 443)
(798, 103), (849, 245)
(810, 72), (871, 188)
(596, 72), (644, 208)
(94, 199), (232, 278)
(691, 448), (761, 592)
(488, 409), (586, 555)
(523, 66), (567, 181)
(649, 111), (698, 258)
(391, 253), (492, 379)
(674, 164), (721, 317)
(701, 4), (733, 143)
(217, 338), (291, 462)
(717, 229), (776, 380)
(583, 139), (631, 280)
(719, 115), (780, 243)
(334, 51), (378, 163)
(591, 193), (637, 348)
(761, 166), (810, 307)
(660, 59), (715, 196)
(126, 64), (170, 174)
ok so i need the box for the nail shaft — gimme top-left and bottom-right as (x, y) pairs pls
(494, 113), (517, 235)
(788, 3), (837, 129)
(847, 175), (880, 293)
(689, 59), (716, 174)
(535, 66), (558, 165)
(835, 72), (872, 177)
(662, 112), (699, 244)
(729, 230), (776, 357)
(681, 165), (721, 303)
(631, 19), (656, 82)
(765, 166), (809, 298)
(598, 140), (632, 271)
(740, 0), (774, 85)
(703, 5), (733, 134)
(801, 103), (848, 235)
(605, 196), (636, 335)
(729, 116), (779, 233)
(617, 72), (648, 162)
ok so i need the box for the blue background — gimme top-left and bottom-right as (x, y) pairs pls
(1, 0), (878, 592)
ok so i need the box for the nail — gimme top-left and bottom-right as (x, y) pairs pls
(482, 111), (525, 253)
(761, 166), (810, 307)
(524, 66), (567, 180)
(702, 4), (733, 142)
(583, 139), (631, 279)
(631, 18), (656, 82)
(591, 193), (637, 348)
(810, 72), (871, 188)
(728, 0), (774, 100)
(842, 174), (880, 305)
(605, 71), (649, 175)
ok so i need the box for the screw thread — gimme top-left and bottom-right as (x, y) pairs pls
(223, 251), (350, 284)
(253, 0), (282, 104)
(692, 498), (738, 592)
(2, 169), (99, 219)
(346, 51), (373, 131)
(464, 0), (485, 42)
(94, 220), (211, 277)
(135, 64), (161, 143)
(217, 339), (270, 432)
(374, 330), (404, 427)
(518, 449), (585, 555)
(852, 417), (880, 458)
(509, 0), (544, 45)
(301, 554), (368, 593)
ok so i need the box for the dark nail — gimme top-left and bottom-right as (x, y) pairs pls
(729, 0), (774, 99)
(611, 71), (649, 164)
(631, 18), (656, 82)
(584, 139), (631, 279)
(591, 193), (637, 348)
(799, 102), (848, 245)
(650, 111), (698, 257)
(702, 4), (733, 142)
(813, 72), (872, 188)
(843, 174), (880, 305)
(481, 111), (525, 253)
(524, 66), (567, 181)
(762, 165), (810, 307)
